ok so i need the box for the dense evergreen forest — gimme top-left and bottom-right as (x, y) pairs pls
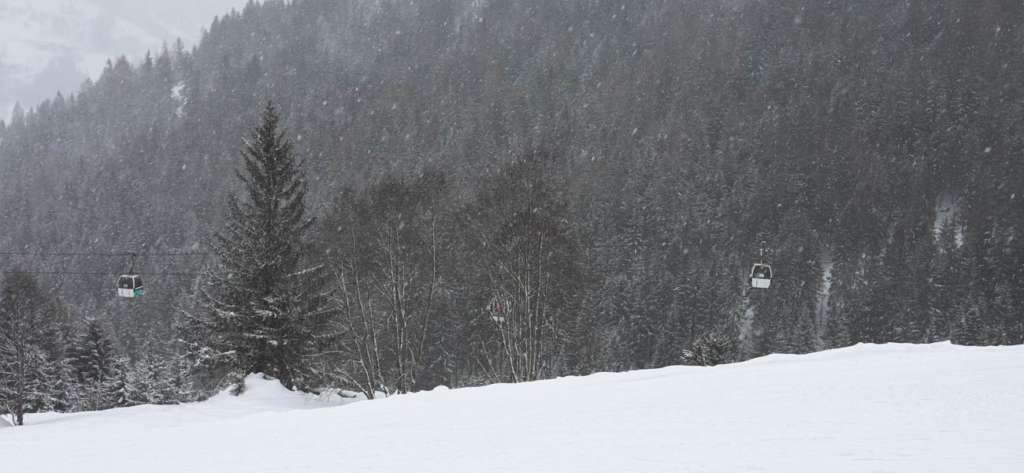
(1, 0), (1023, 410)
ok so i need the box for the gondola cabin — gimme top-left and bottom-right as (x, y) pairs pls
(117, 275), (144, 298)
(749, 263), (772, 289)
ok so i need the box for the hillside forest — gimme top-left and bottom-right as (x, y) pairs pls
(1, 0), (1022, 416)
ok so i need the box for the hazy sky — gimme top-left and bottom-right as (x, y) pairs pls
(0, 0), (252, 121)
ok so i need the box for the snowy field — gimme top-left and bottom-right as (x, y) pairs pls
(2, 342), (1022, 472)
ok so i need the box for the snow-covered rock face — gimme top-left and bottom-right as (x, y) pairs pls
(0, 0), (249, 121)
(3, 343), (1024, 472)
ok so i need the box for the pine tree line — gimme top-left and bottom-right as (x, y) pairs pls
(0, 273), (195, 425)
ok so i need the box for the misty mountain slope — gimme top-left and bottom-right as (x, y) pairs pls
(3, 343), (1023, 472)
(0, 0), (251, 120)
(0, 0), (1021, 361)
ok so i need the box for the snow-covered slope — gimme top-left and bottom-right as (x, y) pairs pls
(2, 343), (1022, 472)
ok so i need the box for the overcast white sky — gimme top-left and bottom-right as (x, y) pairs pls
(0, 0), (252, 121)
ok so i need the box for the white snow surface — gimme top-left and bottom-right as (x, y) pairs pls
(2, 343), (1023, 472)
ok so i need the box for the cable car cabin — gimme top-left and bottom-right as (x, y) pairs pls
(117, 275), (145, 298)
(749, 264), (773, 289)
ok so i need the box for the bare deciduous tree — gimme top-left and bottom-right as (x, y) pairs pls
(461, 150), (589, 383)
(0, 271), (66, 426)
(323, 173), (449, 396)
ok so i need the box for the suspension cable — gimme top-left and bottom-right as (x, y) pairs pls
(0, 251), (210, 257)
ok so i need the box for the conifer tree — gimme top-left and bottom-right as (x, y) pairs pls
(197, 102), (335, 391)
(67, 318), (118, 410)
(109, 357), (134, 407)
(682, 332), (733, 366)
(123, 356), (176, 405)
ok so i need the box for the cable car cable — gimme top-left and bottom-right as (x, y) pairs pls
(0, 251), (210, 257)
(1, 271), (200, 277)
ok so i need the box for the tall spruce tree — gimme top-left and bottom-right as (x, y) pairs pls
(198, 102), (334, 391)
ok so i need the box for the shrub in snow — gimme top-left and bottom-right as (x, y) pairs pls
(683, 333), (733, 367)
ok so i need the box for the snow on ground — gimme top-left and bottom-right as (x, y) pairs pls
(2, 343), (1023, 472)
